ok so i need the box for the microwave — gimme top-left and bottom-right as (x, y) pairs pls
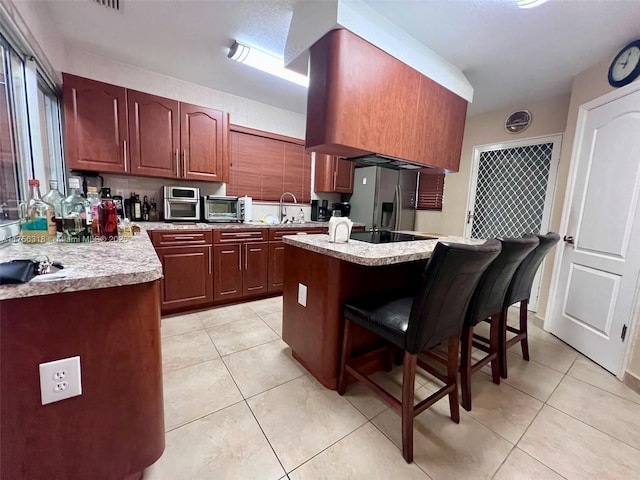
(163, 186), (201, 221)
(202, 196), (244, 223)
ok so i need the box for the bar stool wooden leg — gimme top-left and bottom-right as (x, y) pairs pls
(447, 336), (460, 423)
(401, 352), (417, 463)
(460, 325), (473, 411)
(520, 300), (530, 361)
(489, 314), (501, 385)
(337, 319), (352, 395)
(500, 308), (509, 379)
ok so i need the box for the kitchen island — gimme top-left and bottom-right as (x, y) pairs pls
(0, 233), (164, 480)
(281, 233), (481, 389)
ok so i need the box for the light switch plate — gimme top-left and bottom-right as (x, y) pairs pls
(362, 177), (367, 185)
(39, 356), (82, 405)
(298, 283), (307, 307)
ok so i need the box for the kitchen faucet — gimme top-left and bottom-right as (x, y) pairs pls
(279, 192), (297, 223)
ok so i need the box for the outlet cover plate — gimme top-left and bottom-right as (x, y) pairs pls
(298, 283), (307, 307)
(39, 356), (82, 405)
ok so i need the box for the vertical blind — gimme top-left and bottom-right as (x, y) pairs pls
(417, 172), (445, 211)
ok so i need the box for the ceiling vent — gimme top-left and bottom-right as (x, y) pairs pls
(92, 0), (122, 11)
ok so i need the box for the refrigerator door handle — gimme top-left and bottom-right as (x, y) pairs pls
(394, 184), (402, 231)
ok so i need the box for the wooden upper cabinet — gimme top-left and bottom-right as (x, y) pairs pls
(314, 154), (354, 193)
(306, 29), (467, 172)
(181, 103), (228, 182)
(127, 90), (180, 178)
(63, 73), (128, 174)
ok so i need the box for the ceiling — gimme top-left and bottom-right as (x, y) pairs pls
(42, 0), (640, 116)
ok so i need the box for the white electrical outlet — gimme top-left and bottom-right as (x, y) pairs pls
(298, 283), (308, 307)
(39, 356), (82, 405)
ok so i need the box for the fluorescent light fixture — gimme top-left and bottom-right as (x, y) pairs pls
(515, 0), (549, 8)
(228, 41), (309, 88)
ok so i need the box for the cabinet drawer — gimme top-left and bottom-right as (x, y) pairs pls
(214, 229), (266, 243)
(268, 227), (327, 241)
(150, 230), (212, 246)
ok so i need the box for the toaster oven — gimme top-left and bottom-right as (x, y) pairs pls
(202, 196), (244, 223)
(163, 186), (201, 221)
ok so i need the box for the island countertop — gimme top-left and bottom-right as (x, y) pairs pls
(0, 232), (162, 300)
(282, 233), (483, 266)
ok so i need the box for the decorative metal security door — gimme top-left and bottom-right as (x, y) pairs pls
(465, 135), (561, 310)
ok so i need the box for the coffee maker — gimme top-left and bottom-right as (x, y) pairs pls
(331, 202), (351, 217)
(317, 200), (331, 221)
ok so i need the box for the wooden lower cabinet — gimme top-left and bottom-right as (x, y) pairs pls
(213, 244), (244, 301)
(156, 245), (213, 310)
(268, 241), (285, 292)
(213, 242), (269, 301)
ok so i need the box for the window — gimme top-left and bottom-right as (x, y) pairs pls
(227, 126), (311, 203)
(417, 172), (445, 211)
(0, 31), (64, 234)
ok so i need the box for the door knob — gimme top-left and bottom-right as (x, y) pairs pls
(563, 235), (575, 244)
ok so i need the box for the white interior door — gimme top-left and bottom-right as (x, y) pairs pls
(547, 86), (640, 375)
(465, 135), (561, 310)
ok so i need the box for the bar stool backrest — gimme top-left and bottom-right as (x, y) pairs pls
(504, 232), (561, 307)
(466, 236), (540, 326)
(405, 240), (502, 354)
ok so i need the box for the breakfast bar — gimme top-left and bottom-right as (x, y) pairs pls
(0, 234), (164, 480)
(281, 233), (481, 389)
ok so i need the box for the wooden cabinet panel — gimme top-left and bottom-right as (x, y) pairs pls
(314, 154), (354, 193)
(128, 90), (179, 178)
(63, 73), (128, 173)
(157, 245), (213, 310)
(243, 241), (269, 296)
(213, 229), (266, 244)
(306, 29), (467, 172)
(268, 241), (285, 292)
(213, 244), (244, 301)
(181, 103), (228, 182)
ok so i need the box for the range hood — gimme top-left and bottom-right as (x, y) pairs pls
(350, 154), (433, 171)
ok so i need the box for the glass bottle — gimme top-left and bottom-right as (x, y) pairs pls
(100, 188), (119, 241)
(20, 179), (56, 243)
(86, 186), (102, 238)
(298, 208), (305, 223)
(61, 178), (90, 243)
(42, 180), (64, 219)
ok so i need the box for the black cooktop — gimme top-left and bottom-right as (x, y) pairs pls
(350, 231), (437, 244)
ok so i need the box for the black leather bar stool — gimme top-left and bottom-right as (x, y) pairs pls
(500, 232), (560, 378)
(337, 240), (501, 463)
(460, 236), (539, 411)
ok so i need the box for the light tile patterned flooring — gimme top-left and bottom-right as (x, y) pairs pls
(144, 297), (640, 480)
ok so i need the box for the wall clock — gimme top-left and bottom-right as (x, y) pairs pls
(608, 39), (640, 88)
(505, 110), (532, 134)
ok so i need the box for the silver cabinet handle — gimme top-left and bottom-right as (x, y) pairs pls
(208, 246), (212, 275)
(173, 235), (196, 240)
(238, 246), (241, 271)
(175, 148), (179, 177)
(123, 140), (128, 172)
(333, 170), (337, 191)
(183, 149), (187, 178)
(244, 244), (248, 270)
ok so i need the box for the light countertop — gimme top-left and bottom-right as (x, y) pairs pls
(282, 233), (484, 266)
(0, 233), (162, 300)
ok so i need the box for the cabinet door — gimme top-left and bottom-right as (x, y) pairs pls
(213, 244), (244, 301)
(128, 90), (179, 178)
(243, 241), (269, 296)
(268, 241), (285, 292)
(334, 158), (354, 193)
(157, 245), (213, 312)
(181, 103), (228, 182)
(63, 73), (128, 174)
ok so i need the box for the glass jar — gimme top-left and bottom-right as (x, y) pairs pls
(86, 186), (102, 238)
(20, 179), (56, 243)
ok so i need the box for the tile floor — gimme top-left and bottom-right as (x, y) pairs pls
(143, 297), (640, 480)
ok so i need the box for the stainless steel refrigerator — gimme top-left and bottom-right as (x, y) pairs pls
(347, 166), (418, 231)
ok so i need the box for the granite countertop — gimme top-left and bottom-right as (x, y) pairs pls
(282, 233), (484, 266)
(0, 232), (162, 300)
(139, 221), (355, 230)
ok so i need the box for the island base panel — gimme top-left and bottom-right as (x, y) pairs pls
(282, 244), (425, 389)
(0, 281), (165, 480)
